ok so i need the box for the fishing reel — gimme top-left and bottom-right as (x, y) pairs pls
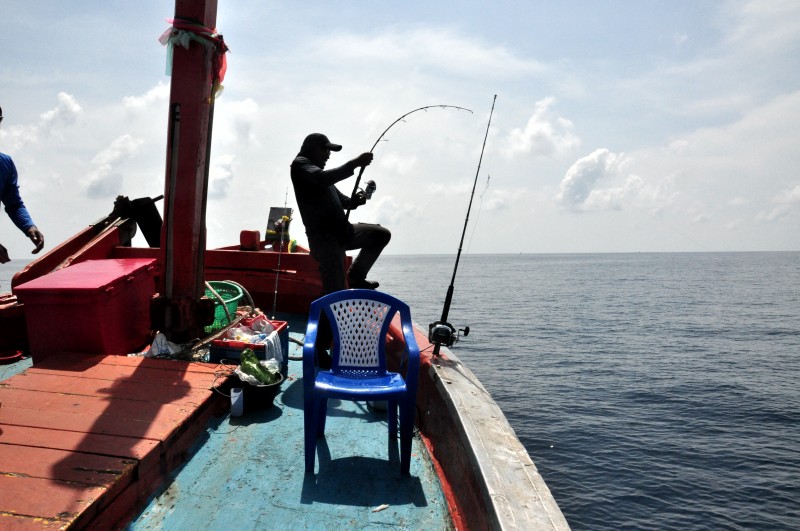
(363, 180), (376, 199)
(428, 320), (469, 352)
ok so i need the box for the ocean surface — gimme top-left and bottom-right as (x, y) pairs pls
(3, 252), (799, 530)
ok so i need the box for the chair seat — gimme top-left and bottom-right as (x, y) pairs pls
(314, 371), (407, 398)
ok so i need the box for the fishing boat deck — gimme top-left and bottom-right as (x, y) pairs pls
(0, 318), (450, 530)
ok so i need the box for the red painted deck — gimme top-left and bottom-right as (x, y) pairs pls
(0, 354), (230, 530)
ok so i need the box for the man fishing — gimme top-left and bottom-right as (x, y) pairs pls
(290, 132), (390, 294)
(0, 105), (45, 264)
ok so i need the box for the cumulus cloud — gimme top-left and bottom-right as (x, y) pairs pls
(40, 92), (82, 128)
(482, 188), (512, 213)
(123, 83), (169, 110)
(214, 98), (261, 148)
(556, 149), (627, 211)
(84, 135), (144, 198)
(0, 92), (82, 149)
(209, 154), (236, 200)
(506, 98), (580, 159)
(378, 152), (418, 176)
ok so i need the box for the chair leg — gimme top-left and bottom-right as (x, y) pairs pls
(399, 400), (413, 475)
(387, 399), (398, 439)
(304, 396), (318, 473)
(316, 398), (328, 436)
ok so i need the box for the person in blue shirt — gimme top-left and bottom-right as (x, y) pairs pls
(0, 106), (45, 263)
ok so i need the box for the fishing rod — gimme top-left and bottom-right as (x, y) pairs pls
(429, 94), (497, 356)
(270, 187), (290, 319)
(345, 104), (473, 220)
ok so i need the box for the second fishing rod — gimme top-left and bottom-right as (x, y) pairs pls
(429, 94), (497, 356)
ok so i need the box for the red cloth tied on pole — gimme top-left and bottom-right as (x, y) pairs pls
(162, 18), (229, 96)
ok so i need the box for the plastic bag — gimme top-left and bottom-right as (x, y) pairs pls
(247, 315), (275, 334)
(238, 348), (280, 385)
(145, 333), (181, 357)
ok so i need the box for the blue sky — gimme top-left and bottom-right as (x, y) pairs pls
(1, 0), (798, 257)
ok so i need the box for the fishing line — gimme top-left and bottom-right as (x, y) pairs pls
(345, 104), (473, 220)
(429, 95), (497, 357)
(465, 174), (491, 256)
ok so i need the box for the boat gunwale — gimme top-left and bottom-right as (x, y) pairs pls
(409, 323), (570, 530)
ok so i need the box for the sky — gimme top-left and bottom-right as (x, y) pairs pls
(1, 0), (798, 258)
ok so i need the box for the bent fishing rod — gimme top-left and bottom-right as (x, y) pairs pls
(345, 104), (473, 220)
(429, 94), (497, 356)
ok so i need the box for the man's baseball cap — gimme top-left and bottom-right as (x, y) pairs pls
(301, 133), (342, 152)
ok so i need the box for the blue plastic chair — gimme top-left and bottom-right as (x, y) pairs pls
(303, 289), (420, 475)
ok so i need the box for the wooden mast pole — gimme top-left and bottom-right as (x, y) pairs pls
(151, 0), (219, 342)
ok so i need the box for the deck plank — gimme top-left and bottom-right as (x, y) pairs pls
(0, 387), (195, 421)
(0, 424), (159, 465)
(0, 444), (136, 488)
(0, 354), (229, 529)
(0, 474), (104, 526)
(26, 360), (222, 389)
(0, 402), (185, 441)
(2, 372), (214, 406)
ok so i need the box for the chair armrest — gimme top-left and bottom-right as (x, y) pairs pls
(302, 302), (322, 385)
(400, 309), (421, 393)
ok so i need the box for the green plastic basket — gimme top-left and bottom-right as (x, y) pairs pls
(204, 281), (243, 333)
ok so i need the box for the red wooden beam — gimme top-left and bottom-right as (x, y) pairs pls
(153, 0), (220, 341)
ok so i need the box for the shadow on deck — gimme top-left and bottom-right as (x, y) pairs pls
(0, 353), (229, 529)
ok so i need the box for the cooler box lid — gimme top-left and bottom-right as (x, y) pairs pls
(14, 258), (157, 296)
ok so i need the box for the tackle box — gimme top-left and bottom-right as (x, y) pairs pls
(209, 320), (289, 374)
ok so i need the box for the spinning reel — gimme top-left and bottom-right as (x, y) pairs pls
(428, 320), (470, 352)
(362, 180), (376, 199)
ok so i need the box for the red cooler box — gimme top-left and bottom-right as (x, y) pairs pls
(14, 258), (158, 362)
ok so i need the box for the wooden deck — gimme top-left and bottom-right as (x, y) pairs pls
(0, 354), (230, 530)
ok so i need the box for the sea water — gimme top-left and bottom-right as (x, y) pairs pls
(370, 252), (800, 530)
(3, 253), (798, 529)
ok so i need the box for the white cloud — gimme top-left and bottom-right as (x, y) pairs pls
(0, 92), (82, 149)
(774, 183), (800, 204)
(209, 154), (236, 200)
(319, 27), (543, 78)
(123, 83), (169, 110)
(378, 152), (418, 176)
(214, 98), (261, 149)
(556, 149), (628, 211)
(83, 135), (144, 198)
(40, 92), (82, 128)
(505, 97), (580, 158)
(756, 183), (800, 222)
(724, 0), (800, 53)
(727, 197), (749, 207)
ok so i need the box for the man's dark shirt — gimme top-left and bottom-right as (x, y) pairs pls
(290, 154), (358, 239)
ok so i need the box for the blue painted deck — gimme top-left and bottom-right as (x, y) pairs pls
(128, 320), (451, 530)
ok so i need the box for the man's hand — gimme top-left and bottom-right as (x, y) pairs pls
(27, 226), (44, 254)
(351, 152), (373, 169)
(353, 191), (367, 207)
(0, 243), (9, 264)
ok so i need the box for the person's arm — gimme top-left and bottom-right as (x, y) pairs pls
(26, 225), (44, 254)
(340, 190), (367, 210)
(292, 153), (373, 188)
(292, 157), (355, 188)
(1, 156), (44, 254)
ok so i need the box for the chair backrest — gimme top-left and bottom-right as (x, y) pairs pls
(310, 289), (409, 378)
